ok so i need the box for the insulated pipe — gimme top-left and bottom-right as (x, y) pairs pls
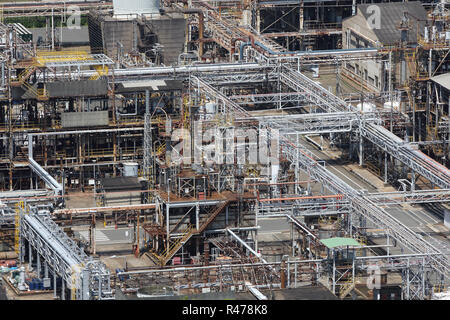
(226, 228), (267, 264)
(35, 63), (264, 80)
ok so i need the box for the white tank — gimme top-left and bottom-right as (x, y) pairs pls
(356, 102), (376, 113)
(113, 0), (160, 16)
(123, 162), (139, 177)
(205, 102), (216, 114)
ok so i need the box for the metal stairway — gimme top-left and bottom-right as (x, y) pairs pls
(149, 198), (233, 266)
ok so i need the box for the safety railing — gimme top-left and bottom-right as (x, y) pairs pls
(151, 224), (194, 266)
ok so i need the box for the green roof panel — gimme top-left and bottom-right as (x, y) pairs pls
(320, 237), (361, 249)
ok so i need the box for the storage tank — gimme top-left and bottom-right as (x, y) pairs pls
(113, 0), (160, 16)
(123, 162), (139, 177)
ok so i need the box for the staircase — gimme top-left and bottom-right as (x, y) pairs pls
(339, 279), (355, 299)
(197, 199), (232, 234)
(148, 198), (233, 266)
(11, 64), (48, 100)
(11, 64), (36, 86)
(148, 224), (195, 266)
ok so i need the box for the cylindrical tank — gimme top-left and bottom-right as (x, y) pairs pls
(113, 0), (160, 15)
(123, 162), (139, 177)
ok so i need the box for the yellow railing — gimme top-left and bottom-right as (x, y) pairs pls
(339, 278), (355, 299)
(152, 224), (194, 265)
(156, 143), (166, 156)
(355, 235), (366, 257)
(117, 116), (144, 125)
(89, 65), (109, 81)
(37, 88), (48, 100)
(36, 50), (92, 66)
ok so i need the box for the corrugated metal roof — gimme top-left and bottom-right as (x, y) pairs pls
(116, 79), (183, 92)
(359, 1), (427, 45)
(320, 237), (361, 249)
(46, 79), (108, 98)
(431, 72), (450, 91)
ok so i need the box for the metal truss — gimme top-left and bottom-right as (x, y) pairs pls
(191, 76), (250, 118)
(193, 74), (450, 281)
(367, 189), (450, 205)
(361, 123), (450, 189)
(37, 54), (114, 69)
(279, 66), (352, 113)
(195, 70), (278, 87)
(278, 65), (450, 189)
(20, 207), (113, 300)
(253, 112), (367, 135)
(257, 198), (351, 217)
(229, 92), (309, 106)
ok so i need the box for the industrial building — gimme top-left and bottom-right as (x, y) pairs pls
(0, 0), (448, 301)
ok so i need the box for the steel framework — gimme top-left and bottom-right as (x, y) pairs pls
(19, 206), (113, 300)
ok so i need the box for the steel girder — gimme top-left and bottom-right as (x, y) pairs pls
(20, 208), (113, 300)
(254, 112), (365, 135)
(360, 123), (450, 189)
(367, 189), (450, 205)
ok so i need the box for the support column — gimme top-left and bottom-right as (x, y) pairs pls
(196, 203), (200, 230)
(53, 272), (57, 299)
(359, 133), (364, 167)
(36, 252), (41, 277)
(384, 152), (388, 184)
(386, 232), (390, 256)
(198, 13), (204, 59)
(28, 241), (32, 271)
